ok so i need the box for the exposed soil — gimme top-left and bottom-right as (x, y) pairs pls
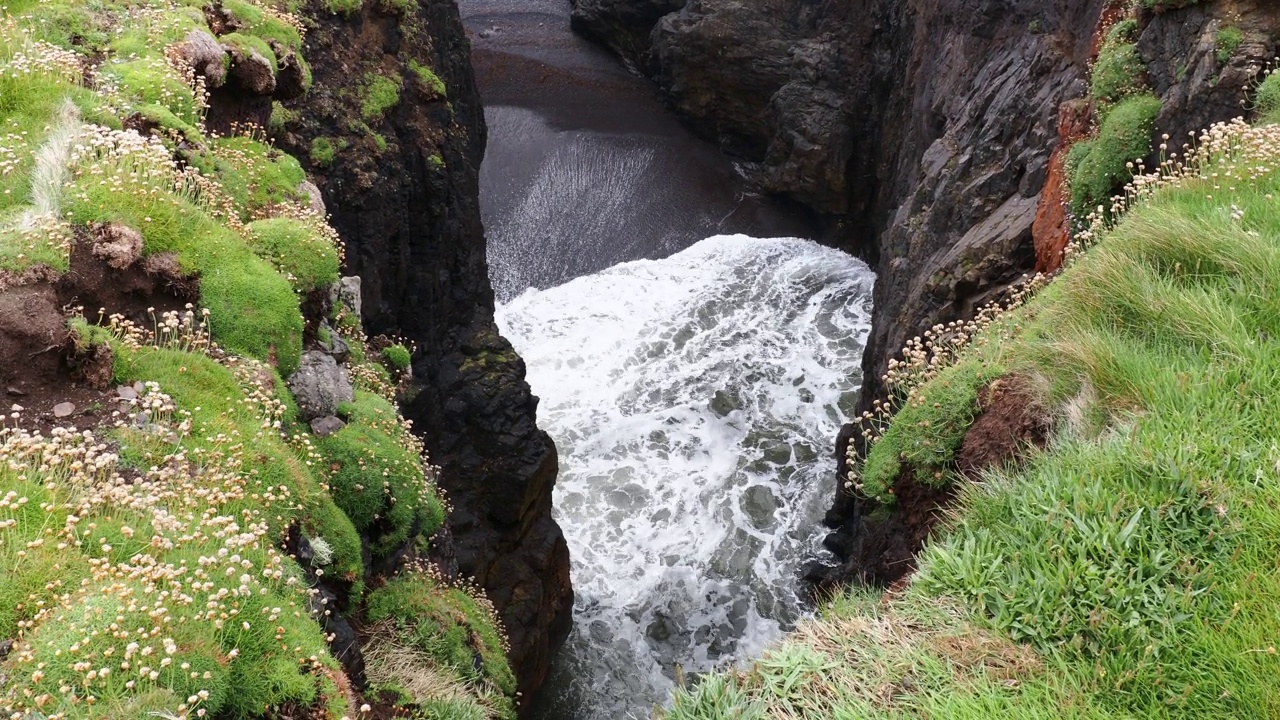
(956, 375), (1051, 477)
(818, 373), (1052, 591)
(57, 226), (197, 324)
(0, 282), (73, 413)
(835, 466), (958, 587)
(1, 230), (199, 437)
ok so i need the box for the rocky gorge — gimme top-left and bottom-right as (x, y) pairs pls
(5, 0), (1280, 717)
(568, 0), (1280, 587)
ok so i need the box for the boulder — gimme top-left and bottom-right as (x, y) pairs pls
(287, 351), (353, 421)
(298, 180), (326, 216)
(177, 30), (227, 88)
(333, 276), (361, 319)
(316, 320), (350, 362)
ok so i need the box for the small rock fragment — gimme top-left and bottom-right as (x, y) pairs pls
(310, 415), (346, 437)
(316, 320), (350, 362)
(52, 402), (75, 418)
(117, 385), (138, 401)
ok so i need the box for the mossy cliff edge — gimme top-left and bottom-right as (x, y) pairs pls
(0, 0), (561, 717)
(659, 72), (1280, 720)
(573, 0), (1280, 592)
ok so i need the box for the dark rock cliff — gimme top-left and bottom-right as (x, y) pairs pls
(571, 0), (1280, 585)
(277, 1), (572, 711)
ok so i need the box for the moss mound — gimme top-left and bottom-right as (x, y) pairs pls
(0, 1), (506, 717)
(365, 573), (518, 719)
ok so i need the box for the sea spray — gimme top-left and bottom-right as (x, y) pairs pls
(496, 235), (875, 718)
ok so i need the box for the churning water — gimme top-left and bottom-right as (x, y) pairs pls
(495, 235), (875, 718)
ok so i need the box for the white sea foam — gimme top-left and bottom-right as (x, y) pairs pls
(496, 235), (874, 718)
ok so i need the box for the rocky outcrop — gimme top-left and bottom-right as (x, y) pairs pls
(572, 0), (1280, 586)
(288, 351), (354, 421)
(277, 1), (572, 712)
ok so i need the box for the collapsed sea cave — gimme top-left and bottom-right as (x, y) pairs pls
(461, 1), (875, 716)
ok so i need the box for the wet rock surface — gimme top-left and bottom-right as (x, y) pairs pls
(278, 0), (572, 711)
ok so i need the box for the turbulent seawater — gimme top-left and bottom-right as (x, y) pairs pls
(495, 235), (875, 719)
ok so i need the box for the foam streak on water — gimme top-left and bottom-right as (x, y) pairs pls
(495, 235), (874, 719)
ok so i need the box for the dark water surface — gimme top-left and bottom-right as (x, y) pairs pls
(459, 0), (816, 302)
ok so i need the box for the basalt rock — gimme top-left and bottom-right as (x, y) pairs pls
(288, 351), (354, 421)
(573, 0), (1280, 588)
(570, 0), (687, 71)
(279, 1), (572, 712)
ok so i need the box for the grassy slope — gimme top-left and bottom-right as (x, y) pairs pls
(661, 116), (1280, 720)
(0, 2), (512, 718)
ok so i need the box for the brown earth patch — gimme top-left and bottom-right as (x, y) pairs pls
(0, 281), (120, 435)
(0, 282), (69, 399)
(832, 466), (957, 587)
(57, 227), (197, 325)
(1033, 99), (1092, 273)
(819, 373), (1053, 593)
(1, 227), (200, 437)
(956, 374), (1050, 477)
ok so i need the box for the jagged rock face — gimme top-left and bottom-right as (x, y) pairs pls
(279, 0), (572, 712)
(573, 0), (1280, 585)
(570, 0), (687, 71)
(1140, 0), (1280, 149)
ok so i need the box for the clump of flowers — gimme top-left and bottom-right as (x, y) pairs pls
(92, 304), (216, 355)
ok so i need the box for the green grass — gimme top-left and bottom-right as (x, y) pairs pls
(361, 72), (402, 120)
(246, 217), (340, 292)
(365, 573), (518, 718)
(6, 0), (116, 49)
(324, 0), (363, 14)
(199, 135), (310, 219)
(378, 0), (419, 14)
(1067, 93), (1160, 216)
(113, 347), (364, 584)
(104, 55), (202, 126)
(669, 122), (1280, 718)
(108, 4), (205, 58)
(221, 30), (279, 73)
(860, 358), (998, 499)
(1216, 26), (1244, 63)
(64, 182), (306, 373)
(310, 135), (337, 166)
(1090, 38), (1145, 111)
(223, 0), (303, 52)
(270, 100), (300, 132)
(383, 342), (411, 371)
(315, 391), (445, 558)
(408, 59), (447, 98)
(1256, 72), (1280, 123)
(2, 345), (360, 717)
(0, 3), (510, 717)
